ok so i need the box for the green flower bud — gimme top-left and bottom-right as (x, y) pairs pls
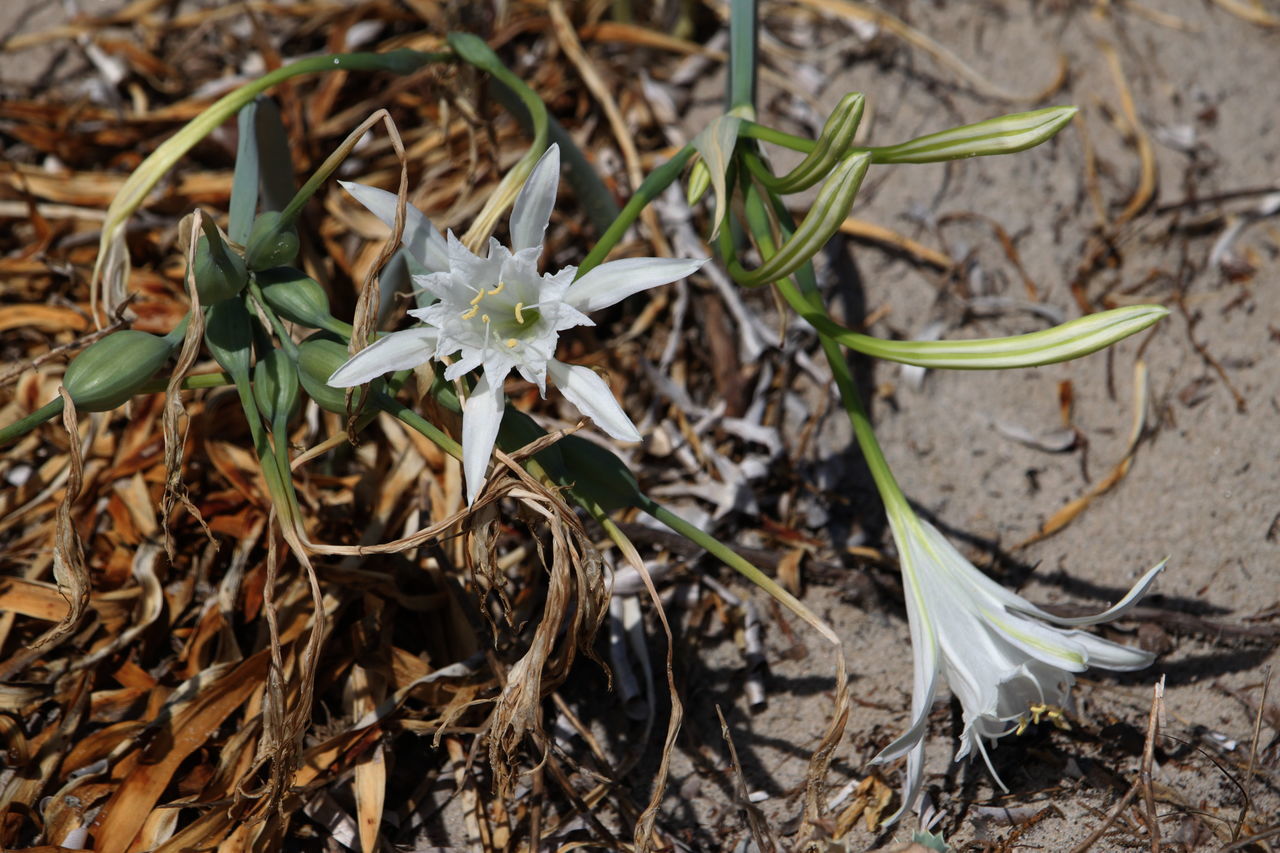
(256, 267), (350, 335)
(245, 210), (300, 271)
(204, 297), (255, 379)
(252, 347), (300, 425)
(62, 330), (175, 411)
(686, 159), (711, 206)
(296, 332), (381, 413)
(193, 231), (248, 304)
(870, 106), (1078, 165)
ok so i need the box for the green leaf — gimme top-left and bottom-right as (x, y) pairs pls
(228, 100), (260, 245)
(253, 96), (297, 214)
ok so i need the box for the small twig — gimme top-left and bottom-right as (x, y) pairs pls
(1069, 767), (1140, 851)
(1139, 677), (1164, 853)
(1234, 666), (1271, 843)
(716, 705), (779, 853)
(1070, 676), (1165, 852)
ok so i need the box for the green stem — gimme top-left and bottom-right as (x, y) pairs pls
(139, 371), (233, 393)
(740, 121), (816, 153)
(577, 145), (696, 277)
(0, 398), (65, 446)
(738, 175), (911, 516)
(374, 393), (462, 459)
(728, 0), (759, 112)
(247, 281), (300, 360)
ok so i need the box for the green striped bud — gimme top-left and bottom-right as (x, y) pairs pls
(252, 347), (301, 424)
(764, 92), (864, 193)
(62, 330), (175, 411)
(870, 106), (1078, 164)
(296, 333), (382, 413)
(245, 210), (300, 271)
(256, 267), (350, 335)
(729, 150), (871, 287)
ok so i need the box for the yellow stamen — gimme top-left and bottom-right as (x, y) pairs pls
(480, 314), (490, 324)
(506, 338), (518, 348)
(513, 302), (525, 324)
(461, 305), (479, 320)
(488, 281), (505, 296)
(468, 289), (486, 306)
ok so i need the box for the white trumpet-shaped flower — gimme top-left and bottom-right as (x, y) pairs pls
(873, 507), (1165, 822)
(328, 145), (707, 502)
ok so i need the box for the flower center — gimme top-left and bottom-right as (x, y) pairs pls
(458, 281), (544, 349)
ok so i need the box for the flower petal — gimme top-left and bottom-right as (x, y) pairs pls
(339, 181), (449, 272)
(547, 359), (641, 442)
(461, 372), (505, 505)
(565, 257), (707, 314)
(509, 144), (560, 252)
(1007, 559), (1167, 627)
(327, 327), (438, 387)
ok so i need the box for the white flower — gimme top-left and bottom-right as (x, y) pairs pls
(328, 145), (707, 502)
(872, 508), (1165, 822)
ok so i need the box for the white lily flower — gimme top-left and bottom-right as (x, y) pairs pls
(328, 144), (707, 503)
(872, 507), (1165, 822)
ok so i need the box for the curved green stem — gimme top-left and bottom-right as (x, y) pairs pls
(577, 145), (696, 277)
(97, 50), (445, 269)
(0, 398), (66, 446)
(738, 179), (911, 516)
(374, 393), (461, 459)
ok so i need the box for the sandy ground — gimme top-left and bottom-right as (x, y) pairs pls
(2, 1), (1277, 851)
(640, 2), (1280, 849)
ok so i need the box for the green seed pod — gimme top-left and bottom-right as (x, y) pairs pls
(245, 210), (300, 271)
(193, 232), (248, 304)
(296, 332), (381, 414)
(252, 347), (301, 425)
(256, 267), (347, 334)
(62, 330), (175, 411)
(204, 297), (255, 379)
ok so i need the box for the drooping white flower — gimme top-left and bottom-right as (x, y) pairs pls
(328, 145), (707, 503)
(872, 507), (1165, 822)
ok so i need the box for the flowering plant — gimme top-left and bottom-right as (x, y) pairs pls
(328, 145), (705, 503)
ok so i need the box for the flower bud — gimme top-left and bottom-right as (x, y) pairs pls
(296, 333), (381, 413)
(252, 347), (300, 425)
(245, 210), (300, 271)
(62, 330), (175, 411)
(871, 106), (1078, 164)
(686, 159), (711, 206)
(193, 231), (248, 304)
(256, 266), (349, 335)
